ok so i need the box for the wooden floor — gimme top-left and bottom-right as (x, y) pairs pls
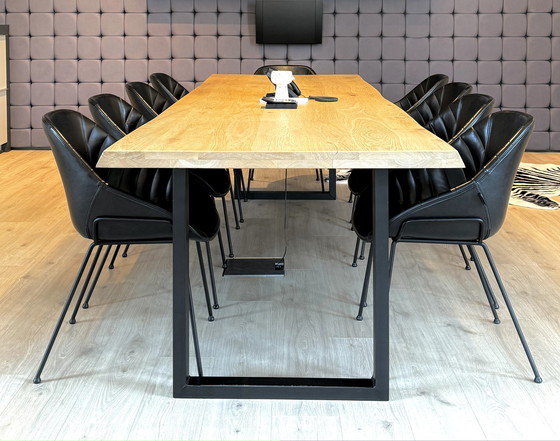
(1, 150), (560, 440)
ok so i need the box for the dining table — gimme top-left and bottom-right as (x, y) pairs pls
(97, 73), (464, 400)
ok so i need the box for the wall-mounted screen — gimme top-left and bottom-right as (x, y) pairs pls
(256, 0), (323, 44)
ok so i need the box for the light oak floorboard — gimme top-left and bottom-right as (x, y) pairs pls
(0, 151), (559, 440)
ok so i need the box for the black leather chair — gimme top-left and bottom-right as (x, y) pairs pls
(393, 74), (449, 113)
(253, 64), (316, 75)
(99, 91), (240, 258)
(351, 111), (541, 383)
(407, 82), (472, 126)
(34, 109), (222, 383)
(149, 72), (189, 104)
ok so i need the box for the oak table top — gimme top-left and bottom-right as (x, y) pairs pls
(97, 74), (463, 171)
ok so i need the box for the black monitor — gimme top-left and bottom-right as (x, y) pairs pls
(256, 0), (323, 44)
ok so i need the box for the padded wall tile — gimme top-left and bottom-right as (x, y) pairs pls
(11, 84), (31, 105)
(382, 14), (405, 37)
(241, 58), (266, 74)
(382, 37), (404, 59)
(54, 59), (77, 82)
(335, 37), (359, 59)
(553, 13), (560, 36)
(171, 12), (194, 35)
(529, 0), (553, 13)
(101, 0), (124, 13)
(382, 0), (405, 14)
(30, 37), (54, 59)
(148, 13), (171, 35)
(502, 37), (527, 60)
(240, 12), (255, 36)
(311, 60), (335, 74)
(77, 0), (99, 13)
(148, 59), (171, 76)
(550, 108), (560, 131)
(31, 128), (49, 148)
(240, 35), (261, 58)
(334, 60), (358, 73)
(453, 60), (477, 83)
(429, 0), (454, 14)
(10, 37), (30, 59)
(125, 13), (147, 35)
(11, 129), (31, 148)
(6, 0), (28, 12)
(550, 133), (560, 151)
(359, 0), (382, 13)
(10, 105), (30, 129)
(381, 83), (404, 101)
(358, 13), (381, 36)
(405, 61), (429, 84)
(77, 36), (101, 59)
(194, 12), (218, 35)
(7, 13), (30, 36)
(54, 36), (77, 59)
(359, 60), (381, 83)
(527, 84), (551, 107)
(54, 82), (77, 105)
(528, 13), (552, 36)
(526, 108), (550, 131)
(503, 0), (528, 13)
(194, 0), (216, 13)
(263, 44), (287, 59)
(31, 106), (54, 128)
(529, 132), (550, 149)
(194, 35), (217, 57)
(479, 0), (502, 13)
(430, 14), (454, 37)
(406, 13), (429, 37)
(479, 14), (502, 37)
(30, 13), (54, 36)
(527, 60), (551, 83)
(429, 60), (453, 78)
(382, 60), (405, 83)
(77, 60), (100, 82)
(454, 37), (477, 60)
(429, 37), (453, 60)
(77, 13), (100, 35)
(125, 36), (148, 58)
(311, 37), (335, 59)
(218, 12), (241, 36)
(124, 59), (147, 81)
(241, 0), (255, 13)
(323, 14), (335, 37)
(31, 0), (53, 14)
(148, 0), (171, 13)
(478, 38), (502, 61)
(10, 60), (30, 82)
(287, 44), (311, 61)
(336, 13), (359, 37)
(101, 13), (124, 35)
(406, 38), (429, 60)
(502, 61), (527, 84)
(406, 0), (429, 14)
(148, 36), (171, 59)
(217, 58), (240, 73)
(476, 84), (501, 105)
(194, 58), (217, 81)
(552, 60), (560, 82)
(54, 13), (76, 35)
(454, 0), (478, 14)
(101, 82), (126, 99)
(501, 84), (527, 107)
(171, 35), (194, 58)
(527, 37), (552, 60)
(503, 14), (527, 37)
(54, 0), (77, 13)
(336, 0), (358, 13)
(359, 37), (381, 60)
(125, 0), (147, 13)
(454, 14), (478, 37)
(477, 61), (502, 84)
(31, 83), (54, 105)
(101, 59), (125, 82)
(552, 84), (560, 107)
(101, 36), (125, 59)
(218, 0), (240, 13)
(31, 59), (55, 82)
(171, 58), (194, 81)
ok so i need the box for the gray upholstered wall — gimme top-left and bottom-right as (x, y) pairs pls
(0, 0), (557, 150)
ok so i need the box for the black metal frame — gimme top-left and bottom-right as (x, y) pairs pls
(172, 169), (390, 400)
(243, 169), (337, 200)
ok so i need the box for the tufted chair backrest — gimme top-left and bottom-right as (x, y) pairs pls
(408, 82), (472, 126)
(253, 65), (317, 75)
(394, 74), (449, 112)
(88, 93), (149, 140)
(125, 82), (172, 120)
(149, 72), (189, 104)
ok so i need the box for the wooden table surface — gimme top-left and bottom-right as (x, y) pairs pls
(97, 74), (463, 170)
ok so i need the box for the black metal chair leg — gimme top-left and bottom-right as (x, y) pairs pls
(480, 243), (542, 383)
(315, 169), (320, 181)
(69, 245), (104, 324)
(33, 243), (96, 384)
(217, 230), (227, 268)
(319, 169), (325, 192)
(359, 240), (366, 260)
(352, 236), (360, 267)
(82, 245), (113, 309)
(234, 170), (245, 222)
(108, 244), (121, 270)
(205, 242), (220, 309)
(220, 196), (235, 258)
(239, 168), (248, 202)
(187, 282), (203, 377)
(122, 244), (130, 258)
(348, 192), (353, 203)
(196, 242), (215, 322)
(350, 195), (358, 228)
(459, 244), (471, 270)
(356, 242), (374, 321)
(467, 245), (500, 324)
(229, 187), (241, 230)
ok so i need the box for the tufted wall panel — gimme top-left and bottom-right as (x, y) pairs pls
(0, 0), (558, 150)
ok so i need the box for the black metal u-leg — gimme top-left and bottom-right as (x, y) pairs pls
(82, 245), (113, 309)
(195, 241), (215, 322)
(221, 196), (235, 257)
(467, 245), (500, 324)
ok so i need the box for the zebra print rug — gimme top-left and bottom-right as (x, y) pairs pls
(510, 163), (560, 210)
